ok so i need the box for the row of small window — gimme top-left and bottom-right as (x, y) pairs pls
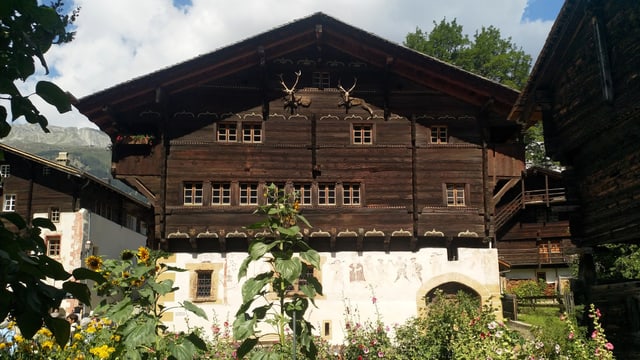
(183, 182), (465, 207)
(0, 164), (53, 178)
(183, 182), (361, 206)
(216, 123), (449, 145)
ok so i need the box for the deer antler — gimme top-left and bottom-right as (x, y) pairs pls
(347, 77), (357, 93)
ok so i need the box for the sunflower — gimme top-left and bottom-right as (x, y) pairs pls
(120, 249), (135, 261)
(85, 255), (103, 271)
(137, 246), (150, 264)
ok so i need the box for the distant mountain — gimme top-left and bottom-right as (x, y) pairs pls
(2, 124), (112, 179)
(1, 125), (149, 204)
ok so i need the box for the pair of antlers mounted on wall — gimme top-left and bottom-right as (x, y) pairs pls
(278, 70), (374, 117)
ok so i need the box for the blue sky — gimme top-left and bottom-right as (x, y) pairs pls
(523, 0), (564, 21)
(28, 0), (566, 128)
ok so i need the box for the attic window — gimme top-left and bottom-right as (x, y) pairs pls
(217, 123), (237, 142)
(0, 164), (10, 178)
(312, 72), (330, 89)
(430, 126), (448, 144)
(352, 124), (373, 144)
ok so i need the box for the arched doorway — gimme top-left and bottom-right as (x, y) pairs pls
(424, 281), (480, 303)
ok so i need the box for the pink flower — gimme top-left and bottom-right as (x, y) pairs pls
(372, 296), (377, 304)
(378, 351), (384, 357)
(605, 342), (614, 350)
(596, 308), (602, 318)
(568, 331), (574, 340)
(592, 330), (598, 339)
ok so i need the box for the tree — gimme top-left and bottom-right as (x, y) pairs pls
(404, 18), (531, 90)
(0, 0), (88, 347)
(0, 0), (78, 137)
(404, 19), (557, 167)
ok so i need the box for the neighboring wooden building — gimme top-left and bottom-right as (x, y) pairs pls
(495, 167), (576, 290)
(509, 0), (640, 356)
(0, 143), (152, 315)
(76, 13), (525, 342)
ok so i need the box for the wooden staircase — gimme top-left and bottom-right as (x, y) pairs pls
(494, 188), (566, 231)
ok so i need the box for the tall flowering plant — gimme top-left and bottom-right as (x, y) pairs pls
(342, 293), (394, 360)
(562, 304), (615, 359)
(88, 247), (209, 359)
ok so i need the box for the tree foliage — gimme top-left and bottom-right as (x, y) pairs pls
(0, 0), (78, 137)
(0, 213), (100, 347)
(404, 18), (532, 90)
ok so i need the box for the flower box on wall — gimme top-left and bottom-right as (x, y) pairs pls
(115, 135), (155, 146)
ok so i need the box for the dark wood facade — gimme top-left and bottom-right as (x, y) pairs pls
(0, 143), (152, 233)
(76, 13), (524, 253)
(510, 0), (640, 248)
(496, 167), (576, 269)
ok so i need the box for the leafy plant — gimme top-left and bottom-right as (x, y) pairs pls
(233, 183), (322, 359)
(90, 247), (208, 359)
(0, 0), (79, 137)
(0, 213), (101, 346)
(341, 294), (393, 360)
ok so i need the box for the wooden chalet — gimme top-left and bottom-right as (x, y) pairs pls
(496, 167), (575, 285)
(0, 143), (152, 315)
(0, 143), (151, 231)
(509, 0), (640, 356)
(76, 13), (526, 341)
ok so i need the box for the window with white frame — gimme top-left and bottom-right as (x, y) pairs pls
(446, 184), (465, 206)
(46, 236), (61, 257)
(50, 207), (60, 223)
(239, 183), (259, 205)
(318, 183), (336, 205)
(242, 123), (262, 143)
(0, 164), (10, 178)
(42, 167), (51, 176)
(352, 124), (373, 144)
(126, 214), (137, 231)
(3, 194), (16, 211)
(183, 182), (203, 205)
(217, 123), (237, 142)
(343, 183), (361, 205)
(211, 182), (231, 205)
(431, 126), (448, 144)
(293, 184), (312, 205)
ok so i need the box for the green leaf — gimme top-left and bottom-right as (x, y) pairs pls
(241, 275), (271, 303)
(62, 281), (92, 306)
(249, 241), (276, 260)
(237, 337), (259, 359)
(275, 257), (301, 284)
(169, 339), (197, 360)
(44, 316), (71, 347)
(0, 212), (27, 229)
(278, 225), (299, 237)
(0, 115), (9, 138)
(31, 217), (56, 231)
(72, 267), (107, 284)
(300, 249), (321, 269)
(39, 255), (71, 280)
(237, 256), (252, 281)
(36, 81), (72, 113)
(121, 316), (157, 348)
(233, 315), (257, 341)
(182, 300), (208, 320)
(151, 278), (175, 295)
(186, 332), (208, 351)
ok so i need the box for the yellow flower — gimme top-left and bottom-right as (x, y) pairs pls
(73, 333), (84, 341)
(137, 246), (150, 263)
(90, 344), (115, 359)
(38, 327), (53, 337)
(86, 325), (97, 334)
(85, 255), (103, 270)
(110, 334), (121, 342)
(42, 339), (56, 351)
(0, 343), (6, 350)
(15, 335), (24, 343)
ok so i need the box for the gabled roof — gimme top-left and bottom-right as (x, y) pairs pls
(77, 12), (518, 129)
(508, 0), (582, 127)
(0, 143), (150, 207)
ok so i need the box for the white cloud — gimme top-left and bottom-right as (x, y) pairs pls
(34, 0), (556, 128)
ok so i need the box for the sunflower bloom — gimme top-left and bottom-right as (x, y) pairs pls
(85, 255), (103, 270)
(137, 246), (150, 264)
